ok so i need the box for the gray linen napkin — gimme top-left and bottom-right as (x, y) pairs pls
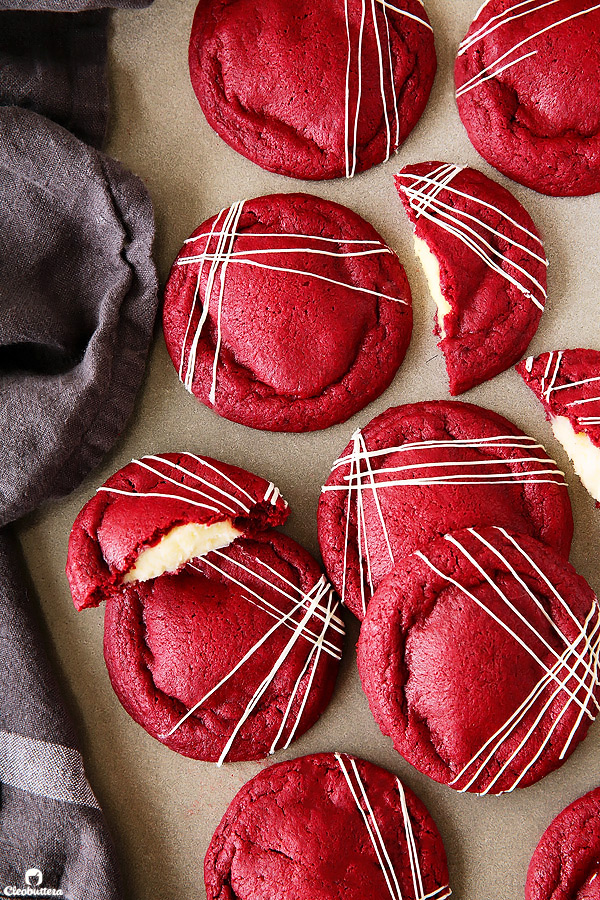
(0, 10), (157, 896)
(0, 11), (110, 148)
(0, 105), (158, 528)
(0, 1), (152, 10)
(0, 530), (122, 900)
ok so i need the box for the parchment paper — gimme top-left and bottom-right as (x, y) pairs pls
(16, 1), (600, 897)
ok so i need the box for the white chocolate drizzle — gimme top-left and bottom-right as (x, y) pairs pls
(176, 203), (407, 401)
(97, 453), (260, 516)
(396, 164), (547, 310)
(164, 553), (342, 765)
(335, 753), (452, 900)
(415, 526), (600, 794)
(344, 0), (432, 178)
(456, 1), (600, 98)
(321, 430), (566, 612)
(530, 351), (600, 421)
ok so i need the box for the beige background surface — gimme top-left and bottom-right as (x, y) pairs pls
(15, 1), (600, 897)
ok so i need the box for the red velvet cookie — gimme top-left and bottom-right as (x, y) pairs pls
(163, 193), (412, 432)
(396, 161), (547, 394)
(518, 349), (600, 504)
(204, 752), (451, 900)
(318, 400), (573, 619)
(189, 0), (437, 180)
(358, 527), (600, 794)
(526, 787), (600, 900)
(67, 454), (344, 762)
(455, 0), (600, 196)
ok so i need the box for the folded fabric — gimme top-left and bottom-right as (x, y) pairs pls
(0, 105), (158, 528)
(0, 529), (122, 899)
(0, 1), (152, 9)
(0, 11), (109, 148)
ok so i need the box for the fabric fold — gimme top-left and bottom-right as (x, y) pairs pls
(0, 105), (158, 528)
(0, 529), (122, 900)
(0, 11), (109, 148)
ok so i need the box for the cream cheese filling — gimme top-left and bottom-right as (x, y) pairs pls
(414, 235), (452, 339)
(551, 415), (600, 502)
(123, 520), (243, 584)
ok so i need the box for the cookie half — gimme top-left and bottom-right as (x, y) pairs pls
(318, 400), (572, 619)
(163, 193), (412, 432)
(358, 527), (600, 794)
(189, 0), (437, 180)
(526, 787), (600, 900)
(204, 752), (451, 900)
(455, 0), (600, 196)
(67, 454), (343, 762)
(396, 161), (547, 394)
(518, 349), (600, 504)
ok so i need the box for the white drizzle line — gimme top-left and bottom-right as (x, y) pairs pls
(133, 457), (241, 516)
(182, 205), (233, 392)
(397, 778), (451, 900)
(415, 527), (600, 794)
(95, 487), (219, 512)
(371, 0), (391, 162)
(184, 257), (408, 303)
(396, 167), (546, 309)
(335, 754), (404, 900)
(344, 0), (431, 178)
(550, 376), (600, 393)
(177, 207), (407, 400)
(539, 350), (554, 399)
(324, 432), (564, 610)
(579, 418), (600, 425)
(96, 455), (259, 517)
(344, 0), (353, 178)
(456, 2), (600, 98)
(178, 210), (223, 384)
(544, 350), (563, 401)
(525, 355), (534, 372)
(397, 169), (545, 248)
(566, 395), (600, 408)
(398, 168), (547, 266)
(208, 549), (345, 637)
(335, 754), (451, 900)
(210, 201), (245, 404)
(177, 247), (393, 264)
(330, 434), (547, 468)
(458, 0), (562, 56)
(184, 232), (386, 246)
(269, 589), (338, 753)
(263, 482), (281, 505)
(359, 430), (395, 568)
(410, 164), (464, 218)
(165, 569), (340, 765)
(535, 353), (600, 413)
(382, 3), (401, 147)
(375, 0), (434, 30)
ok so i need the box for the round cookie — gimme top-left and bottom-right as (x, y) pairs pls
(67, 454), (343, 762)
(189, 0), (437, 180)
(204, 752), (451, 900)
(163, 193), (412, 432)
(318, 400), (573, 619)
(455, 0), (600, 196)
(396, 161), (547, 394)
(526, 787), (600, 900)
(518, 349), (600, 504)
(358, 527), (600, 794)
